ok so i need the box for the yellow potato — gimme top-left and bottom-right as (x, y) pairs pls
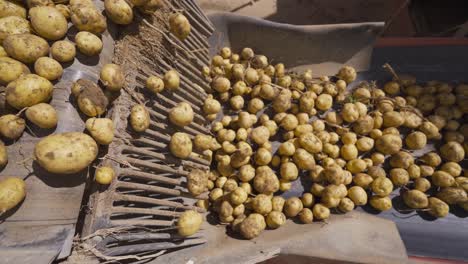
(51, 40), (76, 62)
(34, 132), (98, 174)
(169, 102), (194, 127)
(75, 31), (103, 56)
(0, 140), (7, 167)
(55, 4), (71, 19)
(299, 133), (323, 154)
(436, 187), (467, 205)
(0, 0), (27, 19)
(70, 4), (107, 34)
(138, 0), (162, 14)
(100, 63), (125, 91)
(0, 114), (25, 139)
(0, 176), (26, 213)
(129, 104), (150, 132)
(338, 197), (355, 213)
(72, 79), (108, 117)
(26, 0), (54, 8)
(3, 34), (49, 63)
(428, 197), (449, 218)
(440, 141), (465, 162)
(0, 16), (30, 43)
(25, 103), (57, 129)
(104, 0), (133, 25)
(375, 134), (402, 155)
(169, 13), (190, 40)
(369, 195), (392, 211)
(347, 186), (367, 206)
(95, 166), (115, 185)
(284, 196), (303, 217)
(252, 194), (273, 215)
(292, 148), (316, 170)
(239, 213), (266, 239)
(164, 70), (180, 91)
(312, 203), (330, 220)
(403, 189), (428, 209)
(432, 171), (455, 188)
(266, 211), (286, 229)
(0, 57), (29, 85)
(371, 176), (393, 197)
(6, 74), (52, 109)
(0, 44), (6, 57)
(85, 117), (114, 145)
(170, 132), (192, 159)
(146, 75), (164, 94)
(29, 6), (67, 40)
(178, 210), (203, 237)
(253, 166), (279, 195)
(187, 169), (208, 196)
(34, 57), (63, 81)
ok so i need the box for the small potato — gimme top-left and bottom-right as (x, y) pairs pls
(440, 141), (465, 162)
(3, 34), (49, 63)
(284, 196), (303, 217)
(26, 0), (54, 8)
(338, 197), (355, 213)
(301, 192), (315, 207)
(0, 16), (30, 43)
(414, 178), (431, 192)
(389, 151), (414, 169)
(169, 13), (190, 40)
(310, 183), (325, 197)
(203, 96), (221, 115)
(219, 200), (233, 218)
(0, 57), (29, 85)
(340, 144), (358, 161)
(271, 196), (285, 212)
(163, 70), (180, 91)
(316, 93), (333, 111)
(405, 131), (427, 150)
(0, 140), (7, 167)
(0, 0), (27, 19)
(35, 132), (98, 174)
(100, 64), (125, 91)
(25, 103), (57, 129)
(51, 40), (76, 62)
(254, 147), (272, 166)
(419, 121), (440, 139)
(186, 169), (208, 196)
(129, 104), (150, 132)
(209, 188), (223, 201)
(456, 177), (468, 192)
(278, 141), (295, 156)
(407, 164), (420, 179)
(298, 208), (314, 223)
(75, 31), (103, 56)
(237, 164), (255, 183)
(369, 195), (392, 211)
(347, 186), (367, 206)
(266, 211), (286, 229)
(432, 171), (455, 188)
(85, 117), (114, 145)
(402, 111), (423, 129)
(146, 75), (164, 94)
(384, 81), (400, 95)
(70, 4), (107, 34)
(0, 114), (25, 139)
(353, 115), (374, 135)
(299, 133), (322, 154)
(337, 65), (357, 83)
(229, 95), (244, 110)
(170, 132), (192, 159)
(29, 6), (67, 40)
(312, 203), (330, 220)
(273, 89), (292, 113)
(324, 164), (344, 185)
(239, 213), (266, 239)
(341, 103), (359, 123)
(403, 189), (428, 209)
(420, 152), (441, 167)
(375, 134), (402, 155)
(356, 137), (374, 152)
(353, 173), (374, 189)
(95, 166), (115, 185)
(251, 126), (270, 145)
(178, 210), (203, 237)
(229, 187), (247, 206)
(437, 187), (467, 205)
(383, 111), (404, 127)
(34, 57), (63, 81)
(252, 194), (273, 215)
(428, 197), (449, 218)
(253, 166), (279, 194)
(280, 162), (298, 181)
(346, 159), (367, 174)
(280, 114), (298, 131)
(390, 168), (409, 186)
(371, 176), (393, 197)
(105, 0), (133, 25)
(441, 162), (462, 177)
(169, 102), (194, 127)
(420, 165), (434, 177)
(0, 177), (26, 213)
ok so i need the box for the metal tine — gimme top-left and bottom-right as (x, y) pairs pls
(110, 219), (174, 227)
(184, 32), (210, 60)
(116, 181), (181, 197)
(102, 232), (200, 243)
(167, 33), (209, 66)
(179, 0), (215, 34)
(111, 207), (182, 217)
(130, 137), (166, 149)
(114, 194), (204, 212)
(119, 168), (181, 185)
(102, 238), (206, 256)
(143, 128), (171, 142)
(125, 157), (188, 176)
(171, 53), (211, 91)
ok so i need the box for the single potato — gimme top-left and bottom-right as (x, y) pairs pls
(85, 117), (114, 145)
(70, 4), (107, 34)
(0, 0), (27, 19)
(130, 104), (150, 132)
(34, 57), (63, 81)
(169, 102), (194, 127)
(95, 166), (115, 184)
(104, 0), (133, 25)
(0, 177), (26, 213)
(25, 103), (58, 129)
(6, 74), (53, 109)
(29, 6), (68, 40)
(177, 210), (203, 237)
(170, 132), (192, 159)
(74, 79), (109, 117)
(100, 63), (125, 91)
(0, 57), (29, 85)
(0, 16), (30, 44)
(51, 41), (76, 62)
(0, 140), (7, 167)
(75, 31), (103, 56)
(0, 114), (25, 139)
(3, 33), (49, 63)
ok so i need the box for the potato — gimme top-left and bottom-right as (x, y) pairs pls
(389, 151), (414, 169)
(0, 114), (25, 139)
(369, 195), (392, 211)
(186, 169), (209, 196)
(127, 105), (150, 132)
(284, 197), (303, 217)
(0, 57), (29, 85)
(427, 197), (449, 218)
(164, 70), (180, 91)
(253, 166), (279, 194)
(299, 133), (322, 154)
(0, 16), (30, 43)
(266, 211), (286, 229)
(346, 159), (366, 174)
(104, 0), (133, 25)
(34, 57), (63, 81)
(70, 4), (107, 34)
(341, 103), (359, 123)
(298, 208), (313, 223)
(0, 177), (26, 213)
(252, 194), (273, 215)
(29, 6), (67, 40)
(0, 0), (26, 19)
(72, 79), (108, 117)
(203, 96), (221, 115)
(419, 121), (440, 139)
(95, 166), (115, 185)
(144, 76), (164, 95)
(405, 131), (426, 150)
(223, 178), (238, 192)
(26, 0), (54, 8)
(85, 117), (114, 145)
(35, 132), (98, 174)
(209, 188), (223, 201)
(353, 115), (374, 135)
(169, 13), (190, 40)
(347, 186), (367, 206)
(278, 141), (295, 156)
(312, 203), (330, 220)
(340, 144), (358, 161)
(382, 111), (404, 127)
(55, 4), (70, 19)
(177, 210), (203, 237)
(6, 74), (54, 110)
(100, 64), (125, 91)
(316, 93), (333, 111)
(441, 162), (462, 177)
(249, 126), (269, 145)
(437, 187), (467, 205)
(323, 164), (344, 185)
(229, 187), (247, 206)
(272, 88), (291, 113)
(353, 173), (373, 189)
(170, 132), (192, 159)
(50, 40), (76, 63)
(25, 103), (57, 129)
(239, 213), (265, 239)
(371, 176), (393, 197)
(375, 134), (402, 155)
(356, 137), (374, 152)
(280, 162), (298, 181)
(440, 141), (465, 162)
(219, 200), (233, 218)
(390, 168), (409, 186)
(75, 31), (103, 56)
(420, 152), (441, 167)
(3, 34), (49, 63)
(0, 140), (6, 167)
(407, 164), (420, 180)
(414, 177), (431, 192)
(299, 192), (315, 208)
(403, 189), (428, 209)
(337, 66), (356, 83)
(254, 147), (271, 166)
(420, 165), (434, 177)
(337, 197), (354, 213)
(169, 102), (193, 127)
(432, 171), (455, 188)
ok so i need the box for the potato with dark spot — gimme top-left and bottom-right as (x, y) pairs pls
(73, 79), (108, 117)
(3, 34), (49, 64)
(29, 6), (67, 40)
(85, 117), (114, 145)
(34, 132), (98, 174)
(0, 0), (27, 19)
(239, 213), (266, 239)
(0, 114), (25, 139)
(25, 103), (57, 129)
(0, 16), (30, 43)
(0, 177), (26, 213)
(70, 3), (107, 34)
(51, 41), (76, 62)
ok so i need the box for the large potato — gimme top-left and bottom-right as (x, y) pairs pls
(85, 117), (114, 145)
(75, 31), (103, 56)
(29, 6), (67, 40)
(0, 140), (7, 167)
(6, 74), (53, 109)
(0, 176), (26, 213)
(3, 34), (49, 63)
(130, 104), (150, 132)
(170, 132), (192, 159)
(104, 0), (133, 25)
(34, 132), (98, 174)
(0, 57), (29, 85)
(51, 40), (76, 62)
(0, 16), (30, 43)
(34, 57), (63, 81)
(70, 4), (107, 34)
(100, 63), (125, 91)
(73, 79), (108, 117)
(25, 103), (58, 128)
(169, 102), (194, 127)
(0, 0), (26, 19)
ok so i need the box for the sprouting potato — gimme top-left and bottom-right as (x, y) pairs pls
(369, 195), (392, 211)
(0, 114), (25, 139)
(403, 189), (428, 209)
(178, 210), (203, 237)
(25, 103), (58, 129)
(0, 177), (26, 213)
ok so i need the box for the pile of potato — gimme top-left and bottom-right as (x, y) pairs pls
(177, 47), (468, 239)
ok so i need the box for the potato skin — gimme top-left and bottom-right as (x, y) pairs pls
(95, 166), (115, 184)
(169, 13), (190, 40)
(25, 103), (58, 129)
(3, 34), (49, 63)
(6, 74), (53, 109)
(130, 104), (150, 132)
(170, 132), (192, 159)
(75, 31), (103, 56)
(0, 114), (25, 139)
(73, 79), (108, 117)
(29, 6), (68, 40)
(34, 132), (98, 174)
(0, 177), (26, 213)
(0, 16), (30, 44)
(34, 57), (63, 81)
(0, 0), (27, 19)
(0, 140), (7, 167)
(51, 40), (76, 62)
(70, 4), (107, 34)
(85, 117), (114, 145)
(100, 63), (125, 91)
(177, 210), (203, 237)
(104, 0), (133, 25)
(169, 102), (194, 127)
(0, 57), (29, 85)
(239, 213), (266, 239)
